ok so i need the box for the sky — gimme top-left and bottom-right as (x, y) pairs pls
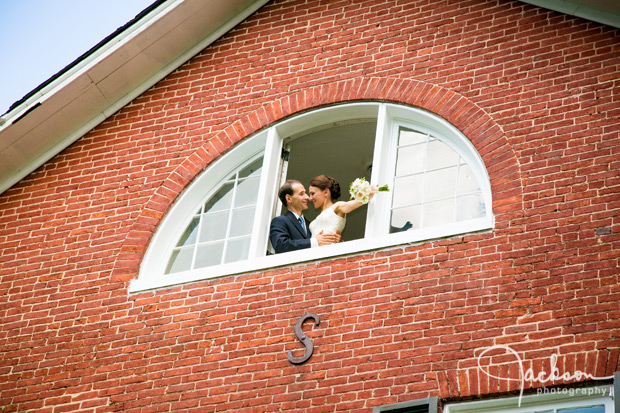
(0, 0), (155, 115)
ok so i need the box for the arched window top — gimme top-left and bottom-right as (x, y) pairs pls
(165, 155), (263, 274)
(131, 102), (493, 292)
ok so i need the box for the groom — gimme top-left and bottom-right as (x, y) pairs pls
(269, 179), (340, 254)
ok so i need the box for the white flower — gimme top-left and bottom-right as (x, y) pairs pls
(349, 178), (389, 205)
(349, 178), (372, 204)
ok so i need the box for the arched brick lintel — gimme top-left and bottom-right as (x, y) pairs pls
(437, 348), (618, 402)
(115, 77), (523, 281)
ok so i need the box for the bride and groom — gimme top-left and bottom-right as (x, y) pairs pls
(269, 175), (375, 254)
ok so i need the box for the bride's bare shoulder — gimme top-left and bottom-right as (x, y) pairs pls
(332, 201), (347, 216)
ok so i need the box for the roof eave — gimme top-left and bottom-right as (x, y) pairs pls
(519, 0), (620, 29)
(0, 0), (269, 195)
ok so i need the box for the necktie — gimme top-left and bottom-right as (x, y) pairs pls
(298, 216), (306, 235)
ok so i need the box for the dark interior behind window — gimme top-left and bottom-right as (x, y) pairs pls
(284, 120), (376, 242)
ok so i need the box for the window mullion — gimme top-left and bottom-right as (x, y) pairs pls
(419, 134), (429, 228)
(221, 173), (239, 264)
(453, 156), (461, 223)
(189, 206), (204, 271)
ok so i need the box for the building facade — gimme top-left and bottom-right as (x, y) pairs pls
(1, 0), (619, 412)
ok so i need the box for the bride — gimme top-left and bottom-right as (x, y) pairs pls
(308, 175), (375, 241)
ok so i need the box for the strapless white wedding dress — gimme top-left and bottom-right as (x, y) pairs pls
(309, 205), (346, 237)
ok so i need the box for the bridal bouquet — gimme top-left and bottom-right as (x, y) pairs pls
(349, 177), (389, 204)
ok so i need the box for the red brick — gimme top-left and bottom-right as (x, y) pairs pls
(1, 0), (619, 411)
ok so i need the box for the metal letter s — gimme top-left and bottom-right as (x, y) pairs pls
(287, 312), (320, 365)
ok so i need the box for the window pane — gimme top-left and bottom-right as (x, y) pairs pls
(166, 247), (193, 274)
(424, 167), (457, 203)
(396, 144), (426, 176)
(456, 193), (486, 221)
(558, 406), (605, 413)
(200, 211), (229, 242)
(205, 183), (233, 212)
(239, 157), (263, 178)
(195, 243), (224, 268)
(176, 216), (199, 247)
(234, 176), (260, 207)
(458, 163), (481, 194)
(224, 237), (251, 263)
(229, 207), (255, 237)
(392, 174), (423, 209)
(396, 127), (426, 177)
(398, 128), (427, 146)
(427, 138), (459, 170)
(390, 205), (419, 233)
(422, 199), (454, 227)
(396, 145), (426, 176)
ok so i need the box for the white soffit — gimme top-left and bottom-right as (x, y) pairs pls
(0, 0), (269, 195)
(520, 0), (620, 28)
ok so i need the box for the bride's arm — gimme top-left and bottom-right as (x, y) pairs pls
(333, 191), (376, 216)
(333, 200), (361, 216)
(333, 184), (379, 216)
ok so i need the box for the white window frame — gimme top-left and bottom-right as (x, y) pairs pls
(130, 102), (494, 292)
(373, 396), (438, 412)
(443, 386), (614, 412)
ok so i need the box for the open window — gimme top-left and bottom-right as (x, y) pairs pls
(131, 102), (493, 292)
(283, 119), (377, 242)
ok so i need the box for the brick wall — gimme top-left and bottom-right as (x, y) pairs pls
(1, 0), (619, 411)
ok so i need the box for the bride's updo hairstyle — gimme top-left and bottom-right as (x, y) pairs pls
(309, 175), (341, 201)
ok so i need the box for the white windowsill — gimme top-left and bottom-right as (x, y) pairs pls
(129, 217), (492, 293)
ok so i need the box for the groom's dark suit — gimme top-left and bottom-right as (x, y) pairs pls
(269, 211), (312, 254)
